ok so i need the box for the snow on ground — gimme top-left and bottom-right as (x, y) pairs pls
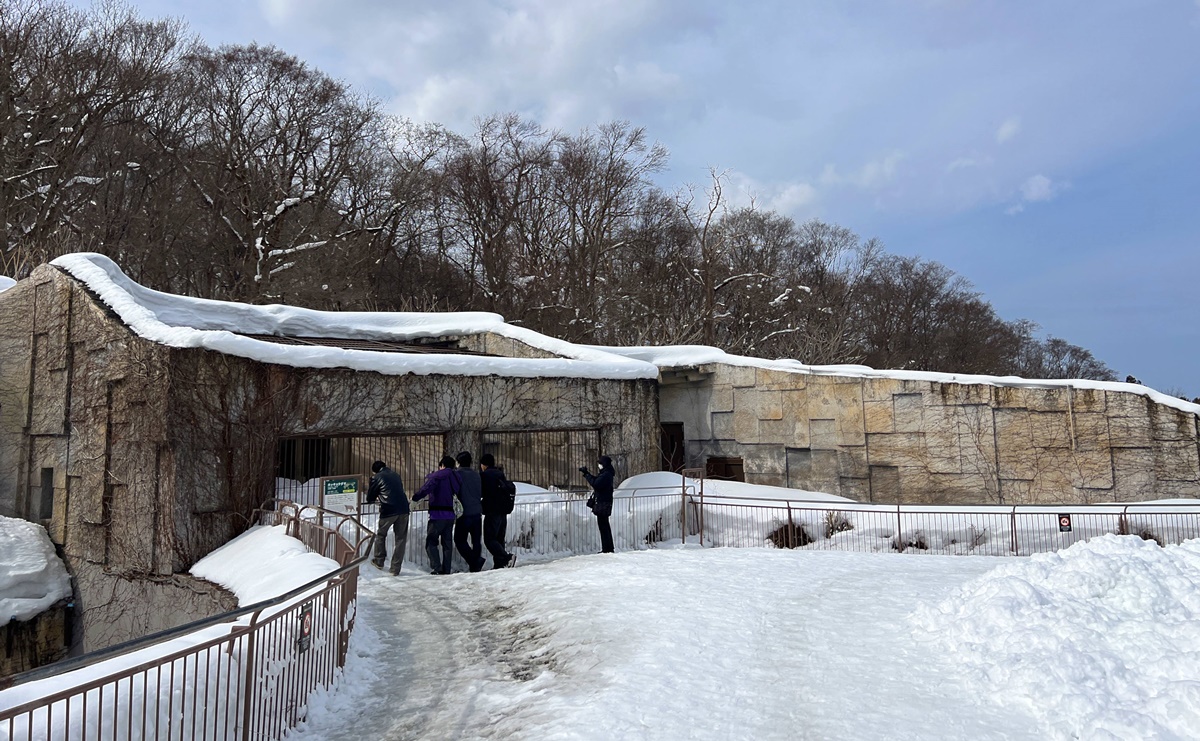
(190, 524), (340, 604)
(0, 515), (71, 627)
(290, 548), (1048, 741)
(913, 534), (1200, 739)
(618, 470), (852, 502)
(291, 536), (1200, 740)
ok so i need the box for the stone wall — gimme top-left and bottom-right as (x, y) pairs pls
(1, 605), (69, 678)
(0, 266), (241, 652)
(164, 348), (660, 564)
(0, 265), (660, 651)
(663, 364), (1200, 505)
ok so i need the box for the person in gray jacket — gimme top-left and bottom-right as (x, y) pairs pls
(367, 460), (409, 574)
(454, 451), (487, 572)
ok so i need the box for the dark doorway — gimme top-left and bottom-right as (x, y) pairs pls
(705, 456), (745, 482)
(660, 423), (685, 473)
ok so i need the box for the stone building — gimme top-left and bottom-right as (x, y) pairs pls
(0, 255), (660, 651)
(620, 347), (1200, 505)
(3, 253), (1198, 654)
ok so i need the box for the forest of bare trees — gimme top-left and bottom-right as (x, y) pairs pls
(1, 0), (1119, 380)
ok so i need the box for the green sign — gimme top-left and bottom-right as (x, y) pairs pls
(321, 475), (361, 513)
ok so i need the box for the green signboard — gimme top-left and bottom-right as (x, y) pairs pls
(321, 475), (361, 513)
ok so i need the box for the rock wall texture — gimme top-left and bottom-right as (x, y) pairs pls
(662, 364), (1200, 505)
(1, 605), (69, 678)
(0, 265), (660, 651)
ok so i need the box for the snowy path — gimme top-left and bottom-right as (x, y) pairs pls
(291, 549), (1045, 740)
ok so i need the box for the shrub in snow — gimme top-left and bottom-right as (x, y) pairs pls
(767, 521), (813, 549)
(823, 510), (854, 538)
(893, 530), (929, 552)
(1116, 513), (1163, 546)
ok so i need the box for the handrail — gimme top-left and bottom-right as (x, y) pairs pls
(0, 500), (374, 691)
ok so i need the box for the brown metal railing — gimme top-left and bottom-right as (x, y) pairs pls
(357, 475), (1200, 571)
(0, 501), (373, 741)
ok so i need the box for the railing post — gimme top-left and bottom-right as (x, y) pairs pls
(1010, 506), (1018, 555)
(239, 610), (263, 741)
(680, 485), (687, 545)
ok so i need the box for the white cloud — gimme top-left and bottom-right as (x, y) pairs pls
(946, 154), (993, 173)
(724, 170), (818, 217)
(820, 151), (906, 189)
(996, 117), (1021, 144)
(1020, 173), (1060, 202)
(1005, 173), (1069, 214)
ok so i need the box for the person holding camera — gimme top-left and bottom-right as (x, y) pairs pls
(579, 455), (616, 553)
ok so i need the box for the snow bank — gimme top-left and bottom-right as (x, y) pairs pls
(0, 276), (15, 293)
(0, 516), (71, 627)
(190, 524), (340, 604)
(618, 470), (851, 502)
(912, 534), (1200, 739)
(596, 344), (1200, 416)
(50, 253), (657, 380)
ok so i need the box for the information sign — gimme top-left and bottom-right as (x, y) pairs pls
(321, 475), (362, 514)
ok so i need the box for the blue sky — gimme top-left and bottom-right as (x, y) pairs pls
(82, 0), (1200, 395)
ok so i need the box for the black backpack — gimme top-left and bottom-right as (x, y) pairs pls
(499, 471), (517, 514)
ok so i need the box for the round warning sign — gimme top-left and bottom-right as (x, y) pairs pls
(1058, 514), (1072, 533)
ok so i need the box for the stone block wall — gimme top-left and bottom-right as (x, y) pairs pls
(1, 605), (69, 678)
(663, 363), (1200, 505)
(0, 265), (660, 651)
(0, 266), (241, 652)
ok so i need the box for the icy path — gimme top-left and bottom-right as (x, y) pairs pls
(290, 548), (1044, 740)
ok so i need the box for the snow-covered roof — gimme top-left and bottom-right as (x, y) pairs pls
(49, 253), (658, 381)
(596, 344), (1200, 417)
(0, 516), (72, 627)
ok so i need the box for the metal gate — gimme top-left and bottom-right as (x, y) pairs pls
(479, 429), (600, 489)
(275, 433), (447, 504)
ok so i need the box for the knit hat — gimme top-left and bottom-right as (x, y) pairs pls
(599, 455), (613, 468)
(456, 450), (473, 467)
(480, 453), (495, 467)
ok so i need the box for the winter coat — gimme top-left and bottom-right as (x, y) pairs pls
(480, 467), (512, 516)
(413, 468), (461, 521)
(455, 468), (483, 517)
(367, 467), (409, 518)
(583, 465), (615, 517)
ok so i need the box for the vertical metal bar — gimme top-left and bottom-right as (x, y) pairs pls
(240, 616), (261, 741)
(1010, 506), (1018, 555)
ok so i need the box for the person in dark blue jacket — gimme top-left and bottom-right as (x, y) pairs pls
(454, 451), (487, 572)
(367, 460), (409, 574)
(580, 455), (616, 553)
(480, 453), (515, 569)
(413, 456), (461, 574)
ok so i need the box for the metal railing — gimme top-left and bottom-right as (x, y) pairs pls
(357, 480), (1200, 570)
(0, 502), (373, 741)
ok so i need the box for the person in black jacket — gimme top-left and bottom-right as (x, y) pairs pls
(479, 453), (515, 569)
(367, 460), (410, 574)
(580, 455), (616, 553)
(454, 451), (487, 572)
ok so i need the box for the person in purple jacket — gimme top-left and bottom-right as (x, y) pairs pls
(413, 455), (461, 574)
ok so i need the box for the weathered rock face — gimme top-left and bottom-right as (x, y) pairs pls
(1, 606), (69, 678)
(663, 365), (1200, 505)
(0, 265), (660, 651)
